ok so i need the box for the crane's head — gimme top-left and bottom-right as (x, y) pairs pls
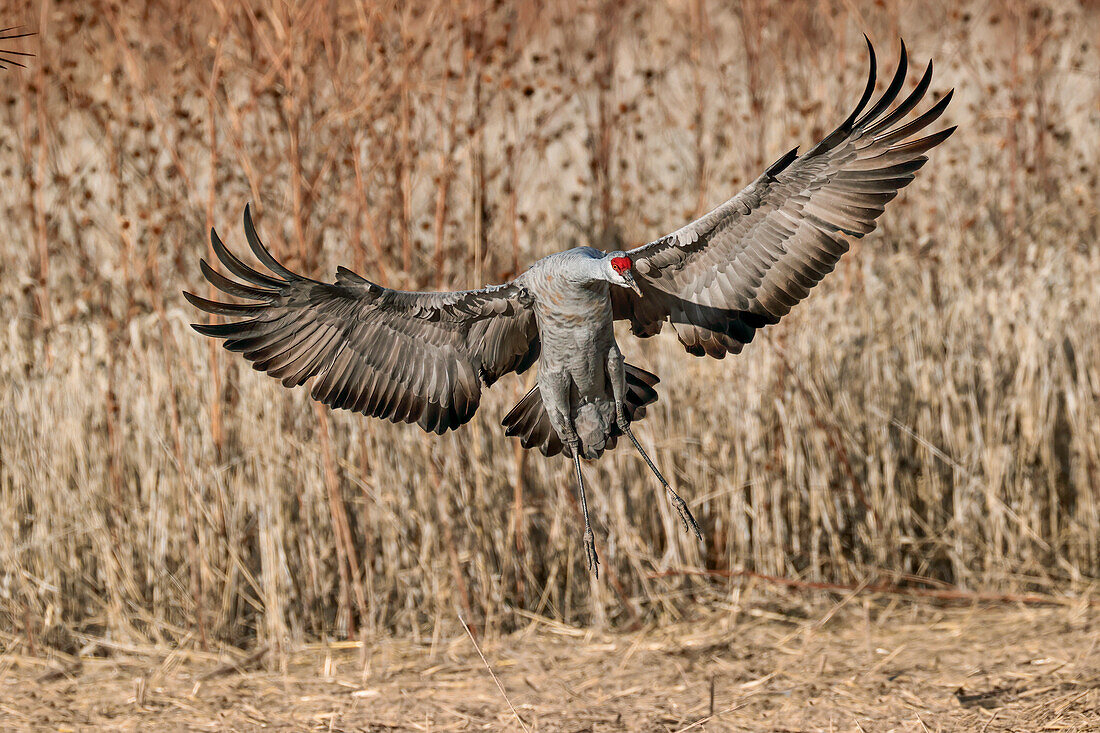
(604, 252), (642, 296)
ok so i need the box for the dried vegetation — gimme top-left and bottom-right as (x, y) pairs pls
(1, 0), (1098, 673)
(1, 602), (1098, 731)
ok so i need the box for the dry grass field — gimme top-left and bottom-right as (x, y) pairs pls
(2, 600), (1098, 731)
(1, 0), (1099, 728)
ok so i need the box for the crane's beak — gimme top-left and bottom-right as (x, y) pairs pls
(625, 273), (643, 297)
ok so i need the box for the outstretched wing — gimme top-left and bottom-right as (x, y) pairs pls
(185, 206), (540, 434)
(613, 39), (955, 358)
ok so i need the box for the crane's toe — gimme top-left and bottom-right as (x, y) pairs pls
(671, 493), (704, 542)
(583, 527), (600, 577)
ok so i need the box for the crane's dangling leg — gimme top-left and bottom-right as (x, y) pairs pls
(608, 349), (702, 541)
(545, 367), (600, 577)
(567, 441), (600, 577)
(621, 424), (702, 541)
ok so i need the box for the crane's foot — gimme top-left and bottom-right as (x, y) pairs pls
(669, 490), (703, 541)
(622, 422), (704, 542)
(583, 526), (600, 577)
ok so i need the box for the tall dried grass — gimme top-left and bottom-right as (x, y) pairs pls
(1, 0), (1098, 649)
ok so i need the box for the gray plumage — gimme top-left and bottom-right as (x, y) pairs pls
(186, 39), (953, 576)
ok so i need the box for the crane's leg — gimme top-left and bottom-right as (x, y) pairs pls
(620, 425), (702, 541)
(608, 350), (702, 541)
(546, 368), (600, 576)
(567, 439), (600, 577)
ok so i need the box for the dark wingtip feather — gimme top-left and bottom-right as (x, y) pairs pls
(191, 321), (237, 338)
(0, 27), (36, 39)
(766, 147), (799, 177)
(0, 26), (33, 69)
(183, 290), (263, 316)
(199, 258), (276, 300)
(336, 265), (367, 283)
(865, 59), (934, 137)
(869, 89), (955, 148)
(808, 37), (878, 154)
(895, 125), (957, 155)
(210, 224), (285, 289)
(854, 38), (908, 130)
(182, 290), (209, 312)
(847, 36), (878, 130)
(243, 204), (302, 281)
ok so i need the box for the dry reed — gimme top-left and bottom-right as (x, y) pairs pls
(1, 0), (1098, 652)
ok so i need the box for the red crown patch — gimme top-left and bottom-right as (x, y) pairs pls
(610, 256), (632, 274)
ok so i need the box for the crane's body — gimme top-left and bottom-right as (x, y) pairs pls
(186, 40), (954, 577)
(521, 247), (624, 459)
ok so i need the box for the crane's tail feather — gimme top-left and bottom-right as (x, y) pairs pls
(502, 363), (659, 458)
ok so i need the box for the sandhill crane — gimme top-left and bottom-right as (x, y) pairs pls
(186, 40), (954, 576)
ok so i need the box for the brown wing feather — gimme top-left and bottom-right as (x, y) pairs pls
(185, 206), (539, 434)
(614, 39), (955, 358)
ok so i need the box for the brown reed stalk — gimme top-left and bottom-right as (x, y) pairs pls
(31, 0), (50, 332)
(398, 40), (413, 277)
(738, 0), (766, 168)
(314, 402), (368, 637)
(433, 71), (456, 288)
(469, 58), (487, 286)
(690, 0), (709, 216)
(593, 0), (620, 241)
(1, 0), (1098, 648)
(205, 25), (227, 460)
(433, 459), (478, 639)
(153, 267), (210, 652)
(1004, 0), (1022, 245)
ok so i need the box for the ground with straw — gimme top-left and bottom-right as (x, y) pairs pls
(2, 600), (1098, 731)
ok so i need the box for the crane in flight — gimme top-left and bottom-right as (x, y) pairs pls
(186, 39), (954, 576)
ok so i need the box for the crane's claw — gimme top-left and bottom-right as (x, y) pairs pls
(583, 527), (600, 577)
(622, 424), (704, 543)
(670, 491), (703, 541)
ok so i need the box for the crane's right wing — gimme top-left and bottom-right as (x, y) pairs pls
(185, 206), (540, 434)
(613, 39), (954, 357)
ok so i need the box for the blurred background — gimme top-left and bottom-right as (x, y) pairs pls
(1, 0), (1097, 655)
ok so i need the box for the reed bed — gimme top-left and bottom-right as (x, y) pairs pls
(1, 0), (1098, 651)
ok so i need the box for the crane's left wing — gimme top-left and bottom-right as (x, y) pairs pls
(613, 40), (954, 357)
(185, 206), (539, 434)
